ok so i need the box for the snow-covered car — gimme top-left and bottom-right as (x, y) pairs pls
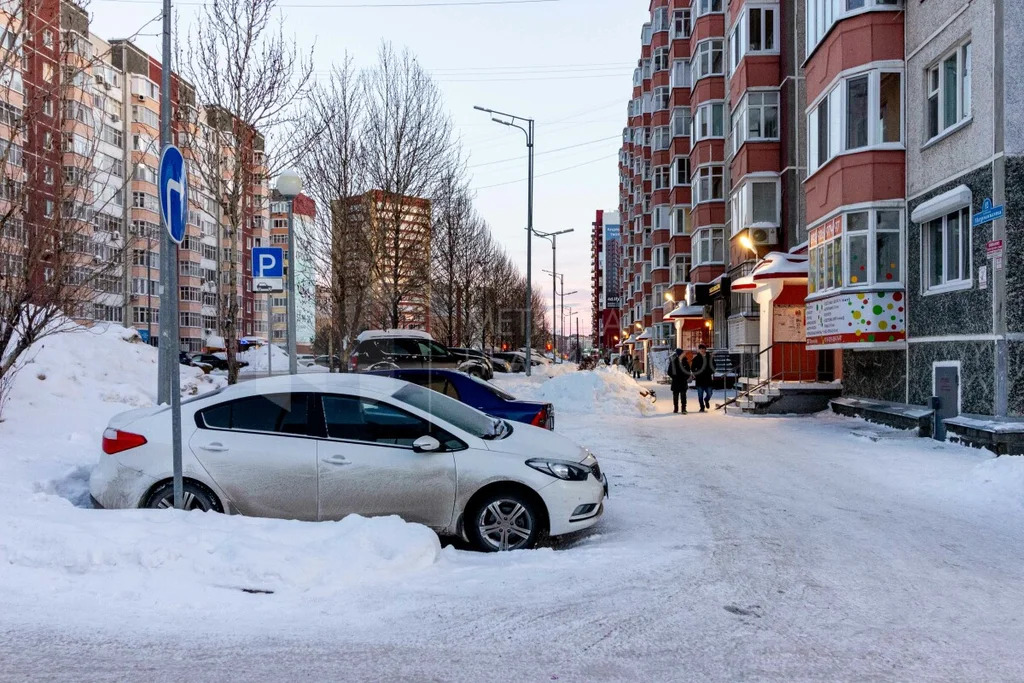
(90, 374), (608, 552)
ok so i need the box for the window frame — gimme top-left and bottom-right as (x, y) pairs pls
(925, 41), (972, 144)
(921, 206), (972, 294)
(197, 393), (316, 438)
(694, 101), (725, 141)
(691, 164), (725, 206)
(806, 205), (906, 297)
(692, 39), (725, 83)
(692, 226), (726, 266)
(806, 0), (903, 58)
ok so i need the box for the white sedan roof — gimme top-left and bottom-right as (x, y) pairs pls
(213, 373), (410, 400)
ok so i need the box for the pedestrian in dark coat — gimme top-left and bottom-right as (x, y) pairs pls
(667, 348), (690, 414)
(692, 343), (715, 412)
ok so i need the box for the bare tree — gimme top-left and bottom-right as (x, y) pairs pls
(297, 56), (370, 367)
(429, 170), (475, 347)
(0, 1), (134, 417)
(178, 0), (313, 383)
(362, 42), (456, 330)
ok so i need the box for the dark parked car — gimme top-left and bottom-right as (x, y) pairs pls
(191, 353), (249, 371)
(349, 332), (490, 377)
(314, 355), (343, 369)
(368, 368), (554, 430)
(491, 351), (544, 373)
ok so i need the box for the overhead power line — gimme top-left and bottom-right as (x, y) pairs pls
(471, 153), (618, 191)
(436, 71), (631, 83)
(467, 134), (620, 169)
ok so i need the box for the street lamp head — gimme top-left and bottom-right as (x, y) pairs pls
(276, 168), (303, 199)
(739, 234), (756, 254)
(664, 292), (674, 302)
(473, 105), (490, 113)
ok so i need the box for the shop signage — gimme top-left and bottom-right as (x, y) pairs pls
(805, 290), (906, 349)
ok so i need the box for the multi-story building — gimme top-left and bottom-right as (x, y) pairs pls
(619, 0), (1022, 427)
(333, 190), (431, 332)
(591, 209), (622, 351)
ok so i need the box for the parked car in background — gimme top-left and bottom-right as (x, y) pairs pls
(349, 330), (489, 378)
(368, 368), (554, 429)
(491, 351), (544, 373)
(295, 354), (317, 368)
(90, 374), (606, 552)
(447, 347), (494, 380)
(314, 355), (343, 369)
(488, 356), (512, 373)
(190, 354), (249, 372)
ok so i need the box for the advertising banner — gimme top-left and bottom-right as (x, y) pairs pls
(805, 290), (906, 348)
(603, 222), (621, 309)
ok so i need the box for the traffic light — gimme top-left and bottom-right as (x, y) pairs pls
(545, 343), (552, 351)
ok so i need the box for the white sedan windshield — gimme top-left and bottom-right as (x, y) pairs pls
(393, 383), (497, 438)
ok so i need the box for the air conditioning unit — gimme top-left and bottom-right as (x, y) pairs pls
(136, 94), (145, 102)
(749, 226), (779, 246)
(110, 114), (120, 123)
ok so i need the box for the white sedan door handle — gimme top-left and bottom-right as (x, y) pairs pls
(323, 455), (350, 466)
(199, 442), (228, 453)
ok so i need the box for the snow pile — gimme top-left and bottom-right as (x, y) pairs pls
(0, 321), (441, 604)
(237, 344), (328, 374)
(967, 454), (1024, 511)
(495, 365), (656, 417)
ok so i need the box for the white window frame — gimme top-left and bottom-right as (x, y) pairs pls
(921, 206), (972, 294)
(673, 156), (691, 187)
(729, 174), (781, 236)
(653, 47), (670, 73)
(692, 165), (725, 206)
(671, 59), (691, 89)
(672, 254), (691, 283)
(694, 101), (725, 141)
(693, 227), (726, 266)
(695, 0), (723, 17)
(671, 206), (691, 236)
(671, 107), (692, 138)
(672, 8), (692, 39)
(729, 4), (780, 73)
(807, 203), (905, 297)
(654, 86), (670, 112)
(731, 90), (780, 155)
(926, 41), (972, 144)
(654, 165), (671, 191)
(807, 65), (904, 175)
(692, 39), (724, 83)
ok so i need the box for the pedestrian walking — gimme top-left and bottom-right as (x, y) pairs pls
(667, 347), (690, 414)
(632, 351), (642, 379)
(692, 344), (715, 412)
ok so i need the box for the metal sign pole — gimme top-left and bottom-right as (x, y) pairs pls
(267, 298), (273, 377)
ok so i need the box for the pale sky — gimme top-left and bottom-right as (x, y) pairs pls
(89, 0), (650, 333)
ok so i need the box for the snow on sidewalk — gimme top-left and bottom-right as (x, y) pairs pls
(0, 322), (442, 606)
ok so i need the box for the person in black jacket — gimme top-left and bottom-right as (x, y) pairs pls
(692, 343), (715, 412)
(667, 347), (690, 414)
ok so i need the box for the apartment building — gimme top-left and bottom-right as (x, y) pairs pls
(590, 209), (622, 350)
(620, 0), (1021, 423)
(332, 190), (431, 332)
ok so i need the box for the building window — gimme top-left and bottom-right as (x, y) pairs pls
(808, 69), (903, 173)
(653, 47), (669, 73)
(927, 42), (971, 141)
(806, 0), (902, 57)
(695, 0), (723, 16)
(692, 165), (724, 205)
(693, 227), (725, 265)
(730, 177), (780, 235)
(671, 107), (691, 138)
(692, 39), (724, 82)
(671, 207), (691, 236)
(654, 166), (671, 191)
(653, 6), (669, 32)
(731, 91), (779, 155)
(671, 59), (691, 89)
(653, 245), (670, 269)
(672, 254), (691, 283)
(730, 5), (779, 72)
(654, 86), (670, 111)
(673, 157), (690, 187)
(695, 102), (724, 140)
(922, 207), (971, 292)
(672, 9), (691, 38)
(653, 206), (670, 231)
(807, 207), (904, 295)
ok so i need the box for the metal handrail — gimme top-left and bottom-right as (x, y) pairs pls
(719, 342), (820, 412)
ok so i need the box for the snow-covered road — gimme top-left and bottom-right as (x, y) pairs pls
(3, 365), (1024, 681)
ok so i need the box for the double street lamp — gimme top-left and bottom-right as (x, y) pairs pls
(474, 104), (535, 376)
(534, 228), (573, 363)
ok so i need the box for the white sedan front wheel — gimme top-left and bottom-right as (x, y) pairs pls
(468, 492), (541, 552)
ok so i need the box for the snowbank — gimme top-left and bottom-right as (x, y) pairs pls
(237, 344), (328, 374)
(494, 365), (657, 417)
(0, 321), (441, 603)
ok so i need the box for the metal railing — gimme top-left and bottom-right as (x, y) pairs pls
(719, 342), (821, 412)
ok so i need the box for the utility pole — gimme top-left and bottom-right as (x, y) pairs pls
(537, 229), (572, 362)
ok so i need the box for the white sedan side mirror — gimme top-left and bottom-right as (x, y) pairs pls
(412, 435), (442, 453)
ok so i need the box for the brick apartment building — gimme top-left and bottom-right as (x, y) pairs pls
(619, 0), (1023, 426)
(331, 190), (432, 332)
(0, 0), (312, 355)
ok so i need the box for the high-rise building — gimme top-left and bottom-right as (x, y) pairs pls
(591, 209), (622, 351)
(619, 0), (1022, 423)
(331, 190), (431, 332)
(269, 189), (315, 352)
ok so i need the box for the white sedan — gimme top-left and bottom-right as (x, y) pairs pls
(90, 374), (607, 551)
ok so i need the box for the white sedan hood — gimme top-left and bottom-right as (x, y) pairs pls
(483, 422), (589, 463)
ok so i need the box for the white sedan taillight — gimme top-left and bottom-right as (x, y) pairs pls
(102, 428), (148, 455)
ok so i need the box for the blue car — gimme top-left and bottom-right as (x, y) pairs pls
(367, 368), (555, 430)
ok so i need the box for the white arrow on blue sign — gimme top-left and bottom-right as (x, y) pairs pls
(972, 198), (1005, 228)
(158, 145), (189, 244)
(252, 246), (285, 293)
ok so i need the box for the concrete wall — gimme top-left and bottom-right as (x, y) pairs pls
(841, 349), (907, 404)
(1003, 0), (1024, 156)
(905, 0), (994, 197)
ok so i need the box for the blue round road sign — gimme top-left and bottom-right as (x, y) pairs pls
(159, 145), (189, 245)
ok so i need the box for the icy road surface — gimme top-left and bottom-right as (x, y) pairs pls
(2, 362), (1024, 681)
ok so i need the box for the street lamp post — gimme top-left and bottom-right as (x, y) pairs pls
(475, 105), (534, 376)
(535, 229), (573, 363)
(276, 169), (303, 375)
(560, 287), (577, 360)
